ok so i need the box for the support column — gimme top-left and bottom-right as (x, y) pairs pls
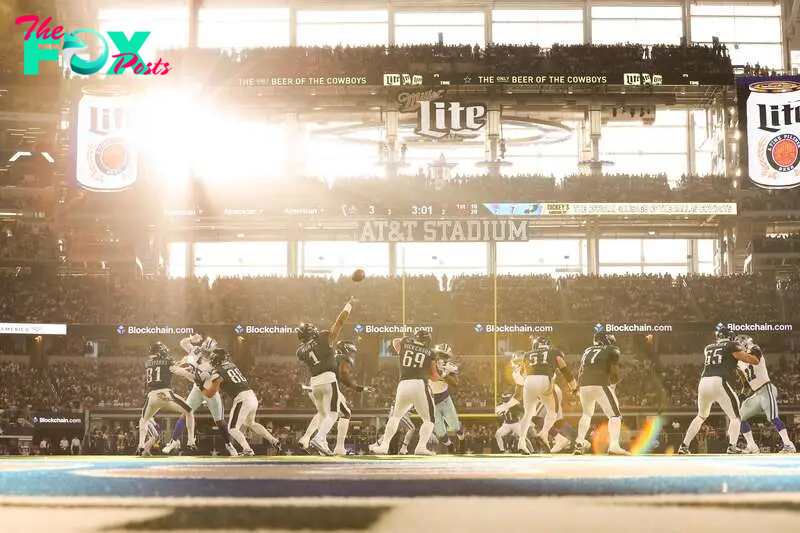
(188, 0), (201, 49)
(587, 104), (602, 174)
(687, 239), (699, 274)
(388, 7), (395, 45)
(725, 226), (736, 275)
(686, 109), (696, 175)
(482, 104), (502, 177)
(487, 241), (497, 276)
(484, 7), (492, 46)
(385, 108), (399, 179)
(723, 105), (739, 181)
(586, 232), (600, 275)
(583, 0), (592, 44)
(284, 113), (303, 177)
(288, 240), (299, 276)
(289, 7), (297, 47)
(388, 242), (398, 277)
(681, 0), (691, 43)
(185, 241), (195, 278)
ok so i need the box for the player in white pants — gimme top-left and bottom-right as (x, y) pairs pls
(431, 344), (465, 452)
(372, 330), (438, 456)
(735, 335), (796, 454)
(162, 335), (237, 456)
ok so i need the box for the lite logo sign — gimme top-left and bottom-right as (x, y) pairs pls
(16, 15), (172, 76)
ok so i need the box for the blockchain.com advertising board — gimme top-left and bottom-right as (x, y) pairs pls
(738, 75), (800, 190)
(17, 14), (172, 198)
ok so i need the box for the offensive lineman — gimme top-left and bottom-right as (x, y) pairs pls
(518, 337), (577, 454)
(735, 335), (796, 453)
(136, 342), (193, 456)
(575, 329), (629, 455)
(296, 297), (355, 455)
(430, 343), (465, 453)
(371, 329), (438, 456)
(678, 324), (760, 454)
(204, 348), (282, 456)
(162, 334), (237, 456)
(300, 340), (375, 455)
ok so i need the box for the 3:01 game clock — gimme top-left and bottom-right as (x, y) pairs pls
(410, 204), (433, 216)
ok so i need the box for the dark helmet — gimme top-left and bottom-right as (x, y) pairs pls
(501, 392), (513, 402)
(149, 341), (168, 356)
(336, 340), (357, 356)
(530, 336), (551, 350)
(593, 331), (616, 346)
(210, 348), (228, 366)
(413, 329), (432, 345)
(296, 322), (318, 343)
(715, 323), (733, 341)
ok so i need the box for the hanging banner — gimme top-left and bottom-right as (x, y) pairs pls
(357, 219), (529, 242)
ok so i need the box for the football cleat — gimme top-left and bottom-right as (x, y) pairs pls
(135, 448), (144, 457)
(162, 440), (180, 455)
(311, 437), (333, 456)
(742, 445), (760, 454)
(608, 447), (631, 456)
(677, 444), (691, 455)
(414, 447), (435, 456)
(780, 443), (797, 453)
(242, 449), (255, 457)
(398, 445), (409, 455)
(726, 445), (743, 454)
(225, 443), (239, 457)
(369, 443), (389, 455)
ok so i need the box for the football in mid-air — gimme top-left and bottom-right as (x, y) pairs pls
(351, 269), (366, 282)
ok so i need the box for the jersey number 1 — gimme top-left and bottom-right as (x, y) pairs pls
(306, 350), (320, 365)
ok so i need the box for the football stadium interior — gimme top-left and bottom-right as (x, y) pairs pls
(4, 0), (800, 530)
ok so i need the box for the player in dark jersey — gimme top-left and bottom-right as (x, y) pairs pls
(678, 324), (759, 455)
(296, 296), (355, 455)
(137, 342), (193, 456)
(575, 329), (628, 455)
(517, 336), (577, 454)
(371, 329), (438, 455)
(495, 391), (532, 453)
(203, 349), (280, 456)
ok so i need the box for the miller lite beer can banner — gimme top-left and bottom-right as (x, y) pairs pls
(72, 86), (139, 192)
(738, 76), (800, 189)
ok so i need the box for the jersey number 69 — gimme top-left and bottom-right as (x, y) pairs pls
(402, 350), (426, 368)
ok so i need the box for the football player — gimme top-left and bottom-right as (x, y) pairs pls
(136, 342), (193, 456)
(575, 329), (629, 455)
(735, 335), (796, 453)
(296, 297), (355, 455)
(678, 324), (760, 455)
(518, 336), (577, 454)
(495, 392), (530, 452)
(300, 340), (375, 456)
(430, 343), (465, 453)
(162, 334), (237, 456)
(371, 329), (438, 455)
(204, 348), (281, 456)
(141, 419), (161, 456)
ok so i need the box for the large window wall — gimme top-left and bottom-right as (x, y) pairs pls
(591, 6), (683, 45)
(598, 238), (716, 275)
(300, 241), (390, 277)
(297, 10), (389, 47)
(496, 240), (586, 276)
(395, 12), (485, 46)
(396, 242), (488, 278)
(491, 10), (583, 46)
(690, 3), (783, 68)
(98, 7), (189, 65)
(599, 109), (688, 181)
(198, 6), (290, 49)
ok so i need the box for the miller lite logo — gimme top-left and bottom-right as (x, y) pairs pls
(415, 101), (487, 139)
(746, 80), (800, 189)
(623, 73), (663, 86)
(383, 73), (423, 86)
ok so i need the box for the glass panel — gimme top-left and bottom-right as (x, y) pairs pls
(592, 19), (682, 45)
(98, 20), (189, 65)
(696, 261), (716, 275)
(592, 6), (682, 19)
(695, 150), (713, 175)
(508, 155), (579, 178)
(643, 239), (687, 263)
(496, 265), (584, 276)
(492, 22), (584, 46)
(297, 10), (389, 23)
(168, 242), (186, 278)
(496, 240), (584, 266)
(492, 9), (583, 22)
(691, 16), (781, 43)
(397, 242), (487, 270)
(691, 4), (781, 17)
(302, 242), (389, 269)
(642, 265), (688, 276)
(596, 154), (687, 180)
(727, 43), (783, 68)
(599, 265), (643, 275)
(599, 239), (641, 263)
(199, 21), (290, 48)
(395, 26), (485, 46)
(600, 126), (687, 154)
(395, 12), (485, 26)
(198, 7), (289, 21)
(605, 108), (687, 127)
(98, 8), (187, 20)
(194, 242), (288, 266)
(697, 239), (715, 263)
(195, 265), (287, 281)
(297, 23), (389, 46)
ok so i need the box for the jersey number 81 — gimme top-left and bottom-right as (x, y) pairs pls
(402, 350), (427, 368)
